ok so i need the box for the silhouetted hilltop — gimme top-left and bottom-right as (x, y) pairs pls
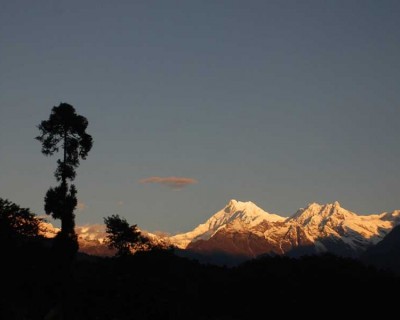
(363, 225), (400, 273)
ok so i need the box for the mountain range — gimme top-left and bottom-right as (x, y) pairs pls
(40, 199), (400, 259)
(170, 199), (400, 258)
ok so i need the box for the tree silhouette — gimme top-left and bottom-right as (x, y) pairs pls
(36, 103), (93, 256)
(104, 214), (149, 256)
(0, 198), (42, 245)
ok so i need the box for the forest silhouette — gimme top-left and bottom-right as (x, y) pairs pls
(1, 103), (399, 319)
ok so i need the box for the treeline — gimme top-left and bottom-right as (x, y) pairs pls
(1, 238), (399, 319)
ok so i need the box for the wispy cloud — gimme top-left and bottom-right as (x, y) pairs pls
(139, 176), (198, 190)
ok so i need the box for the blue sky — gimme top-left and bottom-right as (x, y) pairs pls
(1, 0), (399, 233)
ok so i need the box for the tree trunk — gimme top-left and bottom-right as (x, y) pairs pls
(60, 181), (74, 235)
(61, 129), (74, 236)
(63, 128), (67, 185)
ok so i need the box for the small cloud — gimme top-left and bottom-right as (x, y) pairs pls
(77, 202), (87, 211)
(139, 176), (198, 190)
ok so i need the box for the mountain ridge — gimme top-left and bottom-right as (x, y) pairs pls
(178, 199), (400, 258)
(40, 199), (400, 258)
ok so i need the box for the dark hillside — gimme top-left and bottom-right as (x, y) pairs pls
(1, 243), (398, 319)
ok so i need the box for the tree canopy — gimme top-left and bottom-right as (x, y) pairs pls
(0, 198), (42, 244)
(104, 214), (149, 257)
(36, 103), (93, 182)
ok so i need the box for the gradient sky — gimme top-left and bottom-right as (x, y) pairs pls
(1, 0), (400, 234)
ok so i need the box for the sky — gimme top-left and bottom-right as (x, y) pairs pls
(1, 0), (400, 234)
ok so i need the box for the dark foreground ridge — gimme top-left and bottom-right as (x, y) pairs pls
(1, 241), (399, 320)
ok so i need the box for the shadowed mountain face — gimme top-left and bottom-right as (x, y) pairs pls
(363, 225), (400, 272)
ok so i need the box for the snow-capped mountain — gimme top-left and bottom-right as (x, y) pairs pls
(288, 201), (399, 253)
(39, 222), (115, 256)
(169, 199), (285, 249)
(180, 200), (400, 258)
(39, 221), (170, 256)
(39, 221), (60, 238)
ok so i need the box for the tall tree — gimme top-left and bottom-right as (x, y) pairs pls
(36, 103), (93, 254)
(104, 214), (149, 256)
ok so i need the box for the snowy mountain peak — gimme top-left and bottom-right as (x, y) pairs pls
(225, 199), (260, 214)
(220, 199), (285, 224)
(292, 201), (352, 223)
(304, 201), (340, 209)
(169, 199), (285, 249)
(380, 210), (400, 222)
(227, 199), (238, 207)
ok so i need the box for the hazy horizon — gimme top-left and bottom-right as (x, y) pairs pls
(1, 1), (400, 233)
